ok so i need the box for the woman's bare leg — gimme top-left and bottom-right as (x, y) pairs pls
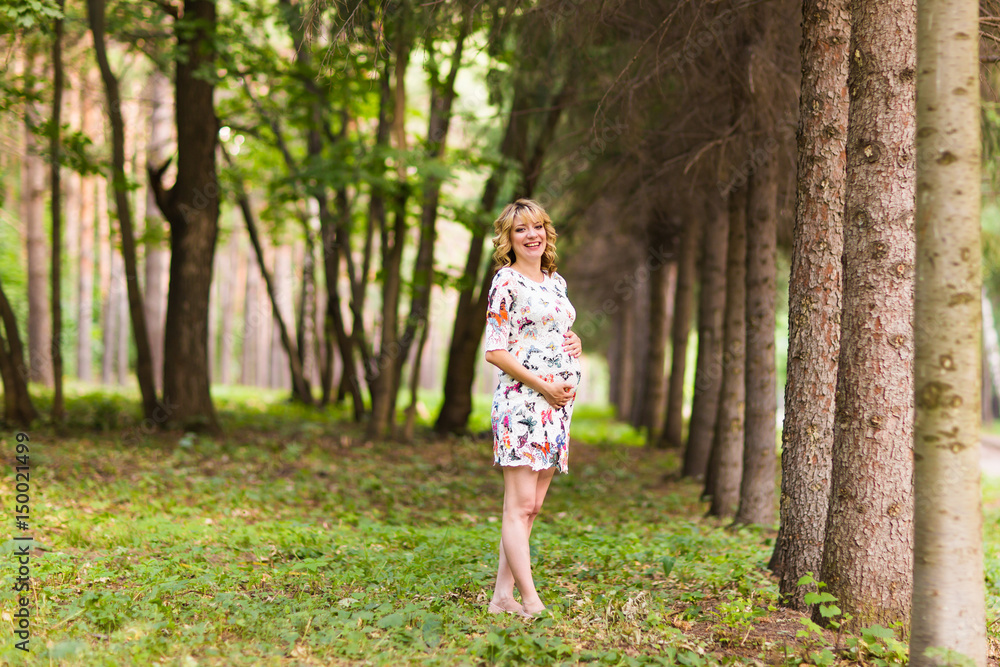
(491, 466), (556, 613)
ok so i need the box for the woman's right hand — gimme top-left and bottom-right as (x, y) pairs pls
(539, 379), (575, 409)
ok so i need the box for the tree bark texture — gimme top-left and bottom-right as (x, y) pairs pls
(735, 159), (779, 527)
(89, 0), (159, 419)
(707, 189), (747, 517)
(910, 0), (985, 662)
(684, 200), (729, 479)
(659, 220), (700, 449)
(819, 0), (916, 629)
(770, 0), (849, 609)
(149, 0), (220, 431)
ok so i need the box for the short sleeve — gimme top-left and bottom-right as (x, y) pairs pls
(485, 270), (515, 352)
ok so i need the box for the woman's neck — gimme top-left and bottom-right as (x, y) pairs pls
(510, 262), (545, 284)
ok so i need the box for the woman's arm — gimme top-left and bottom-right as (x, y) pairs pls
(485, 349), (574, 408)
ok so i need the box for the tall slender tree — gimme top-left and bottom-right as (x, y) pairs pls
(49, 0), (65, 419)
(706, 188), (747, 517)
(88, 0), (159, 419)
(770, 0), (849, 609)
(684, 198), (728, 478)
(910, 0), (986, 661)
(659, 219), (700, 449)
(819, 0), (916, 628)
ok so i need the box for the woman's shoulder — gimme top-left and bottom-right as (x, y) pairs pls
(492, 266), (518, 291)
(548, 270), (568, 288)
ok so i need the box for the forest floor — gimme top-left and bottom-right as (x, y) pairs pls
(1, 386), (999, 666)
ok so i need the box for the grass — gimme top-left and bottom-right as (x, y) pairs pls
(0, 384), (998, 665)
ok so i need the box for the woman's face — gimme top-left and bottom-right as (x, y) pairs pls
(510, 217), (546, 266)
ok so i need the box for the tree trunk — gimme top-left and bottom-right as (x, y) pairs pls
(77, 74), (98, 383)
(49, 2), (65, 418)
(148, 0), (220, 431)
(819, 0), (916, 628)
(642, 240), (675, 440)
(89, 0), (159, 418)
(659, 220), (700, 449)
(684, 200), (728, 479)
(23, 53), (52, 388)
(0, 273), (39, 426)
(629, 275), (652, 428)
(910, 0), (985, 662)
(707, 188), (747, 517)
(615, 298), (637, 420)
(770, 0), (849, 609)
(144, 68), (171, 394)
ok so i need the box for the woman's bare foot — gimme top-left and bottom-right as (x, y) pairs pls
(521, 599), (546, 616)
(487, 597), (524, 614)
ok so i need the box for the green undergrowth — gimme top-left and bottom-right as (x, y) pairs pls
(0, 386), (998, 665)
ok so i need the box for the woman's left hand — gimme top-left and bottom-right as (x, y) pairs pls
(562, 330), (582, 358)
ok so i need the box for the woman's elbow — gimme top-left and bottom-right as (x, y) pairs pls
(485, 349), (500, 366)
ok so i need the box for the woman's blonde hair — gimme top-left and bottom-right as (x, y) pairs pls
(491, 199), (558, 274)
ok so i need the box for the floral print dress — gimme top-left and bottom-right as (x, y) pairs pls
(485, 266), (582, 473)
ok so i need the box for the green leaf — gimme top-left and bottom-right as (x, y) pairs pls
(376, 612), (405, 629)
(804, 591), (837, 604)
(861, 624), (895, 640)
(818, 604), (842, 618)
(661, 555), (676, 578)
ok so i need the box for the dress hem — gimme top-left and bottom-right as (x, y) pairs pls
(494, 460), (568, 474)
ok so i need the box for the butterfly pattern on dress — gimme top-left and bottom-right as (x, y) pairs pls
(486, 267), (581, 474)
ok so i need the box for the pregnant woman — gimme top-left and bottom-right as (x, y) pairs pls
(483, 199), (582, 618)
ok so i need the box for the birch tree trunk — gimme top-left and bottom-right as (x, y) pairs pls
(770, 0), (849, 609)
(819, 0), (916, 628)
(910, 0), (985, 661)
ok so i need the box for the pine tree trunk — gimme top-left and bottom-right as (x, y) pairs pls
(101, 209), (118, 386)
(910, 0), (985, 662)
(23, 55), (53, 387)
(629, 276), (651, 428)
(642, 247), (676, 441)
(616, 299), (637, 420)
(770, 0), (849, 609)
(50, 2), (65, 418)
(819, 0), (916, 628)
(684, 200), (729, 479)
(735, 156), (778, 527)
(707, 188), (747, 517)
(659, 220), (700, 448)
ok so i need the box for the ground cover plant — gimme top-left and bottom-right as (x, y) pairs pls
(2, 386), (999, 665)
